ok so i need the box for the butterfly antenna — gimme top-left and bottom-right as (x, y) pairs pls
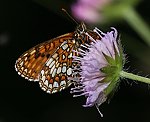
(62, 8), (79, 25)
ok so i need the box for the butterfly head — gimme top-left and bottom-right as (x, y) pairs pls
(76, 22), (87, 34)
(74, 22), (101, 46)
(73, 22), (88, 46)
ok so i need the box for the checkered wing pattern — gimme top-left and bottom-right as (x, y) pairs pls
(15, 33), (75, 93)
(39, 39), (77, 93)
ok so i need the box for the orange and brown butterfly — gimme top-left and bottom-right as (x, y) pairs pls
(15, 22), (101, 94)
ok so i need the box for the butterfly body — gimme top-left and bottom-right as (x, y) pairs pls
(15, 23), (100, 93)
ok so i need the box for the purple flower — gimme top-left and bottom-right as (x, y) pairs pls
(71, 27), (123, 116)
(71, 3), (101, 23)
(71, 0), (112, 24)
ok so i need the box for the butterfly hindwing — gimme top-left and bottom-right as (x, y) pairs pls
(39, 38), (77, 93)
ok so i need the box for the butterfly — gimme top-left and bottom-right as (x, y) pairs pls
(15, 22), (101, 94)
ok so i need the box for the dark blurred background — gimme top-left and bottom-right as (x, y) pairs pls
(0, 0), (150, 122)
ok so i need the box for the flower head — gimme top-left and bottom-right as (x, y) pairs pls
(71, 3), (101, 24)
(71, 0), (112, 24)
(71, 27), (123, 116)
(71, 0), (139, 24)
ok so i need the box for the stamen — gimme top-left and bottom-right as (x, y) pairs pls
(80, 44), (88, 49)
(94, 27), (106, 36)
(110, 27), (118, 38)
(93, 29), (102, 38)
(73, 59), (81, 62)
(85, 32), (96, 43)
(71, 85), (84, 90)
(84, 43), (90, 47)
(79, 52), (86, 56)
(72, 60), (81, 63)
(82, 104), (93, 107)
(78, 48), (87, 53)
(73, 92), (88, 97)
(72, 56), (81, 60)
(95, 104), (103, 117)
(70, 89), (84, 93)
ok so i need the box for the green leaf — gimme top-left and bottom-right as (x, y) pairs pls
(104, 76), (120, 96)
(101, 65), (118, 75)
(102, 52), (116, 65)
(100, 76), (113, 83)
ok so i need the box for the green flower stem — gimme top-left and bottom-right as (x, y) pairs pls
(120, 71), (150, 84)
(123, 7), (150, 46)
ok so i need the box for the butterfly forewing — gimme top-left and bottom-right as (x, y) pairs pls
(15, 33), (74, 82)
